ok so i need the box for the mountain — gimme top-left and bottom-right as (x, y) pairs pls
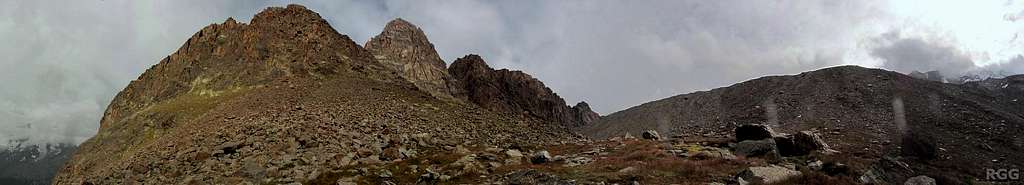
(585, 65), (1024, 183)
(447, 54), (598, 127)
(364, 18), (455, 100)
(964, 74), (1024, 96)
(0, 140), (76, 185)
(54, 5), (584, 184)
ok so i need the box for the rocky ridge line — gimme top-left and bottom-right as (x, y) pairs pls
(447, 54), (598, 127)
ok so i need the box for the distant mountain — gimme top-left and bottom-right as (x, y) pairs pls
(964, 74), (1024, 96)
(0, 140), (77, 185)
(585, 65), (1024, 183)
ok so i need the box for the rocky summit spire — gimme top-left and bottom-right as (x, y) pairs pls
(365, 18), (454, 99)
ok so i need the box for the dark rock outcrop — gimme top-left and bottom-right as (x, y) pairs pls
(531, 151), (552, 164)
(641, 130), (661, 140)
(735, 124), (776, 142)
(447, 55), (597, 127)
(571, 102), (600, 127)
(365, 18), (455, 99)
(733, 139), (780, 160)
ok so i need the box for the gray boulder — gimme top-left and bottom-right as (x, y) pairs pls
(775, 131), (832, 156)
(736, 165), (801, 184)
(641, 130), (662, 140)
(531, 151), (552, 164)
(733, 139), (780, 161)
(904, 175), (936, 185)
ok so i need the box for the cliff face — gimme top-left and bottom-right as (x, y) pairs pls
(447, 55), (597, 127)
(365, 18), (455, 100)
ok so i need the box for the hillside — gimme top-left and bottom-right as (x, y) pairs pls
(54, 5), (583, 184)
(585, 65), (1024, 183)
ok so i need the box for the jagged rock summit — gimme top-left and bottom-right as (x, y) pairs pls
(365, 18), (455, 99)
(447, 54), (598, 127)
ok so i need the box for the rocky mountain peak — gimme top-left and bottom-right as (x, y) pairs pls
(448, 54), (491, 76)
(366, 18), (453, 99)
(97, 4), (392, 130)
(571, 101), (600, 127)
(448, 55), (597, 127)
(250, 4), (328, 28)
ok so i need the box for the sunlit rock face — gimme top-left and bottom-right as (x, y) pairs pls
(365, 18), (455, 100)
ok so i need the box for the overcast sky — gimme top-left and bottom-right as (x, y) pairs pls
(3, 0), (1024, 146)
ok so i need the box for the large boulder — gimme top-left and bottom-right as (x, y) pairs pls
(641, 130), (662, 141)
(774, 131), (831, 156)
(735, 165), (802, 184)
(735, 124), (776, 142)
(733, 139), (780, 160)
(531, 151), (552, 164)
(505, 149), (525, 165)
(904, 175), (936, 185)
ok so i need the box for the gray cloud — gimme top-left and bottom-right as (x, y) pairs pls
(977, 54), (1024, 76)
(869, 29), (1024, 79)
(869, 30), (978, 76)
